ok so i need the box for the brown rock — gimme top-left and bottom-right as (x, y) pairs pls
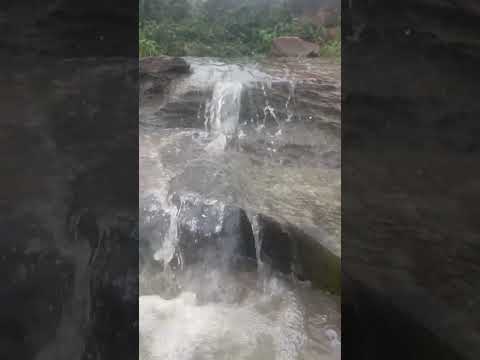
(140, 56), (190, 97)
(140, 56), (190, 78)
(270, 36), (320, 58)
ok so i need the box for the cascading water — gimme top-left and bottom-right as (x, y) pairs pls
(140, 57), (341, 360)
(205, 81), (243, 134)
(204, 81), (243, 152)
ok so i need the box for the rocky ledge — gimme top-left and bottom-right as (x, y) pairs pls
(140, 56), (190, 98)
(140, 195), (340, 295)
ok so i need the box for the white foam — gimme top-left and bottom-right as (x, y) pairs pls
(139, 273), (339, 360)
(205, 81), (243, 136)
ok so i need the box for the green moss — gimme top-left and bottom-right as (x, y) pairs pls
(296, 235), (341, 295)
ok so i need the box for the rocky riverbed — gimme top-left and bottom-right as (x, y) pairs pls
(140, 56), (341, 360)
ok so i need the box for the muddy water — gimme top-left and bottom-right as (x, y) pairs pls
(140, 57), (341, 360)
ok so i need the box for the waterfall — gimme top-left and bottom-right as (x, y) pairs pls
(140, 57), (341, 360)
(153, 197), (182, 270)
(285, 79), (297, 122)
(204, 81), (243, 151)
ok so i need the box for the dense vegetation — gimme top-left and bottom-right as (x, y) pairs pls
(139, 0), (340, 58)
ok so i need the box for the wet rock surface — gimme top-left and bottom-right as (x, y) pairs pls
(140, 56), (341, 359)
(140, 56), (191, 98)
(140, 194), (339, 294)
(174, 201), (256, 268)
(140, 57), (341, 256)
(143, 194), (257, 269)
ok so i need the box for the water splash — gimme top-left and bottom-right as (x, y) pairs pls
(261, 82), (281, 128)
(285, 80), (297, 123)
(205, 81), (243, 136)
(153, 198), (181, 269)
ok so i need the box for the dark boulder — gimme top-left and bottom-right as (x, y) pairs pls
(140, 193), (340, 294)
(140, 193), (257, 270)
(172, 195), (256, 269)
(257, 214), (340, 294)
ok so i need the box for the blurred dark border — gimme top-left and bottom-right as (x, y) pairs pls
(342, 1), (480, 359)
(0, 2), (138, 359)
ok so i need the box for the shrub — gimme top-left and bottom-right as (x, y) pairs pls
(139, 0), (340, 58)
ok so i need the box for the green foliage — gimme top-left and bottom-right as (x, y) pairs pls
(319, 39), (341, 58)
(139, 27), (161, 57)
(319, 27), (341, 58)
(139, 0), (340, 58)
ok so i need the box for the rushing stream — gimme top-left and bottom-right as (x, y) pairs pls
(140, 57), (341, 360)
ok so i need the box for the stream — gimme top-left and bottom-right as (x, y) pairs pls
(139, 57), (341, 360)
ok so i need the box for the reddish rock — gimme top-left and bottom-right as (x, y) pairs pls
(270, 36), (320, 57)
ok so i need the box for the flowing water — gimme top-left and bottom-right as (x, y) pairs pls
(140, 57), (341, 360)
